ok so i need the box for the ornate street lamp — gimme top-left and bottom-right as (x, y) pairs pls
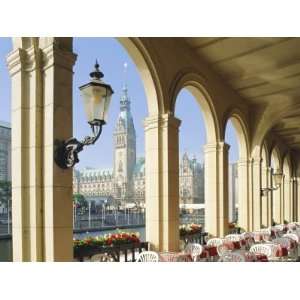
(261, 171), (283, 197)
(54, 61), (114, 169)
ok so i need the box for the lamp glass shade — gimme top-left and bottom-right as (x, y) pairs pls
(273, 172), (283, 186)
(79, 81), (113, 123)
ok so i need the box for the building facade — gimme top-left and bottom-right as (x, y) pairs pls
(0, 121), (11, 182)
(179, 152), (204, 204)
(73, 85), (203, 206)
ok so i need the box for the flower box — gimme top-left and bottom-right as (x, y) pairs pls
(73, 231), (148, 261)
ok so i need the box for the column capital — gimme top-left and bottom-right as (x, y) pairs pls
(249, 155), (262, 163)
(237, 157), (251, 165)
(144, 113), (181, 131)
(203, 142), (230, 153)
(42, 43), (77, 72)
(6, 48), (27, 76)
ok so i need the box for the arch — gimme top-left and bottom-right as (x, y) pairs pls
(117, 38), (163, 116)
(270, 145), (282, 172)
(283, 153), (292, 178)
(169, 71), (220, 144)
(223, 108), (251, 230)
(251, 102), (300, 154)
(270, 145), (283, 224)
(261, 142), (270, 168)
(223, 108), (250, 160)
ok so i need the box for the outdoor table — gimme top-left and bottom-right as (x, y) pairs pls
(159, 251), (192, 262)
(233, 249), (268, 262)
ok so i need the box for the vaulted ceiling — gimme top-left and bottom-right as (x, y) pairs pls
(184, 37), (300, 150)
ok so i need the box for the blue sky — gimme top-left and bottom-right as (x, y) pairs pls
(0, 37), (239, 168)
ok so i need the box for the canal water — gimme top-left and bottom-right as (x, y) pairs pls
(0, 226), (146, 262)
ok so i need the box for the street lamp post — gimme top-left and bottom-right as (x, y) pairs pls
(261, 171), (283, 197)
(7, 199), (10, 235)
(88, 201), (91, 228)
(54, 61), (114, 169)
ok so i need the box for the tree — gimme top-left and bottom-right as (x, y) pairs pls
(73, 193), (87, 209)
(0, 181), (11, 210)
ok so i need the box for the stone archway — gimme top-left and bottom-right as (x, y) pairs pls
(8, 37), (166, 260)
(223, 109), (251, 231)
(170, 72), (229, 237)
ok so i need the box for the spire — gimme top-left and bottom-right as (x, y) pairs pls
(120, 62), (130, 111)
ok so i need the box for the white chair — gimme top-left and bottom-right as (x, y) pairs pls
(252, 231), (264, 243)
(241, 232), (255, 249)
(274, 224), (284, 231)
(225, 234), (243, 249)
(136, 251), (159, 262)
(225, 234), (241, 242)
(218, 252), (245, 262)
(90, 254), (114, 262)
(282, 234), (299, 259)
(265, 243), (282, 261)
(287, 223), (297, 231)
(207, 238), (224, 248)
(260, 230), (272, 242)
(217, 244), (232, 257)
(271, 237), (295, 261)
(283, 233), (300, 243)
(184, 243), (203, 261)
(241, 232), (253, 239)
(273, 237), (292, 249)
(249, 244), (272, 259)
(273, 225), (284, 237)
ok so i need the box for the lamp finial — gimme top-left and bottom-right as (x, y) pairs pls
(90, 60), (104, 80)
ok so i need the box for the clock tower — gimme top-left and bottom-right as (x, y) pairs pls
(113, 64), (136, 202)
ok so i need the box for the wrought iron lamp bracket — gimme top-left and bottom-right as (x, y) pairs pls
(54, 119), (105, 169)
(260, 185), (280, 197)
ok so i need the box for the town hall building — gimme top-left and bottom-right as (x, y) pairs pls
(73, 80), (204, 206)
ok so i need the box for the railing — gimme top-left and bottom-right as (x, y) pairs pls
(180, 232), (208, 245)
(74, 242), (149, 262)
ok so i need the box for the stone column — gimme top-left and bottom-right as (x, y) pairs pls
(8, 38), (76, 261)
(280, 176), (285, 223)
(283, 177), (292, 222)
(261, 165), (269, 228)
(267, 167), (273, 226)
(237, 158), (250, 232)
(204, 142), (229, 237)
(292, 178), (297, 221)
(144, 114), (181, 252)
(251, 157), (262, 231)
(41, 39), (76, 261)
(272, 169), (282, 224)
(8, 40), (44, 261)
(296, 178), (300, 221)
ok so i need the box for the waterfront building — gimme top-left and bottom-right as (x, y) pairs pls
(179, 152), (204, 204)
(0, 121), (11, 182)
